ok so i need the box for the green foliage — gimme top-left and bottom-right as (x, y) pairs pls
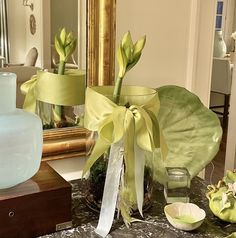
(53, 28), (77, 125)
(89, 156), (108, 184)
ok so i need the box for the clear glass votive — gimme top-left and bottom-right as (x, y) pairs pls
(164, 167), (191, 203)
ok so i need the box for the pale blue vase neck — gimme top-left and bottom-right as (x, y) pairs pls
(0, 72), (16, 114)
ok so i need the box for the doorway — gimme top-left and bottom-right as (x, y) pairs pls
(205, 0), (236, 184)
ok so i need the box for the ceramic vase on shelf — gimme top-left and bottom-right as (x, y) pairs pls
(214, 30), (227, 58)
(0, 72), (43, 189)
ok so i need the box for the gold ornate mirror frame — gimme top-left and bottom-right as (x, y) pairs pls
(42, 0), (116, 161)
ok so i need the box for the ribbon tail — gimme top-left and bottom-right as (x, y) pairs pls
(95, 140), (124, 237)
(159, 121), (168, 160)
(135, 143), (145, 217)
(21, 75), (38, 113)
(82, 137), (110, 177)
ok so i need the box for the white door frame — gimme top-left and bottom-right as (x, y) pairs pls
(225, 42), (236, 171)
(193, 0), (236, 173)
(188, 0), (217, 107)
(187, 0), (217, 178)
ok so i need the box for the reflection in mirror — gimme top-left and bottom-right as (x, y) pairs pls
(0, 0), (116, 161)
(50, 0), (78, 69)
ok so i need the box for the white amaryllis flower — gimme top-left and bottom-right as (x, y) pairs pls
(231, 31), (236, 40)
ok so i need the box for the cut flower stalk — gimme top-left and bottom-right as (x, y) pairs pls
(53, 28), (77, 127)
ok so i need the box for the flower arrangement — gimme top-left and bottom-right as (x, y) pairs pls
(82, 31), (222, 237)
(82, 31), (164, 237)
(21, 28), (86, 128)
(113, 31), (146, 103)
(53, 28), (77, 126)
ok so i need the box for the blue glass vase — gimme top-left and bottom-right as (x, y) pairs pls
(0, 72), (43, 189)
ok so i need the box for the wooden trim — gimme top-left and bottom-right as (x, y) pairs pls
(87, 0), (116, 86)
(42, 127), (88, 161)
(87, 0), (99, 86)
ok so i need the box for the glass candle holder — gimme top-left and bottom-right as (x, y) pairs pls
(164, 167), (191, 203)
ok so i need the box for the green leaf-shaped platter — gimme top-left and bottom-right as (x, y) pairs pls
(153, 85), (222, 184)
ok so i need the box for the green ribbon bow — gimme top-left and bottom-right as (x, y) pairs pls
(83, 86), (167, 222)
(21, 69), (86, 112)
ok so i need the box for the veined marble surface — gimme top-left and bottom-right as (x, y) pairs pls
(39, 178), (235, 238)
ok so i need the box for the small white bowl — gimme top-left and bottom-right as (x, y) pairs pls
(164, 202), (206, 231)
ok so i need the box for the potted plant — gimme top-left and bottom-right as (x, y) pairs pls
(82, 31), (222, 237)
(21, 28), (86, 129)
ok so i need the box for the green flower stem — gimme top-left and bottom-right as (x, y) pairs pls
(58, 61), (66, 75)
(54, 60), (66, 124)
(113, 76), (123, 104)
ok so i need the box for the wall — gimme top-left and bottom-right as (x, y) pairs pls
(116, 0), (216, 107)
(25, 0), (43, 67)
(50, 0), (79, 66)
(51, 0), (78, 44)
(7, 0), (26, 63)
(7, 0), (44, 67)
(116, 0), (191, 89)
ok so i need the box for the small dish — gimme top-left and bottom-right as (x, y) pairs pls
(164, 202), (206, 231)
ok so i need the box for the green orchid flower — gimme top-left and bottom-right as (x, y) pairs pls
(113, 31), (146, 103)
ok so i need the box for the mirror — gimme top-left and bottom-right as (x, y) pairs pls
(1, 0), (116, 161)
(43, 0), (116, 160)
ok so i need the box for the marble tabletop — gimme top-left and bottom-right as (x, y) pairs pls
(39, 177), (235, 238)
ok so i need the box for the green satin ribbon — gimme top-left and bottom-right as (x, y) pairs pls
(83, 86), (167, 211)
(21, 69), (86, 112)
(225, 232), (236, 238)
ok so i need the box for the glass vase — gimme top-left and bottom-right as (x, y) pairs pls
(86, 141), (153, 214)
(36, 101), (83, 129)
(34, 70), (86, 129)
(0, 72), (43, 189)
(85, 88), (157, 214)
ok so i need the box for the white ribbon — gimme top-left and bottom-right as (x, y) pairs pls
(95, 140), (124, 238)
(135, 143), (145, 217)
